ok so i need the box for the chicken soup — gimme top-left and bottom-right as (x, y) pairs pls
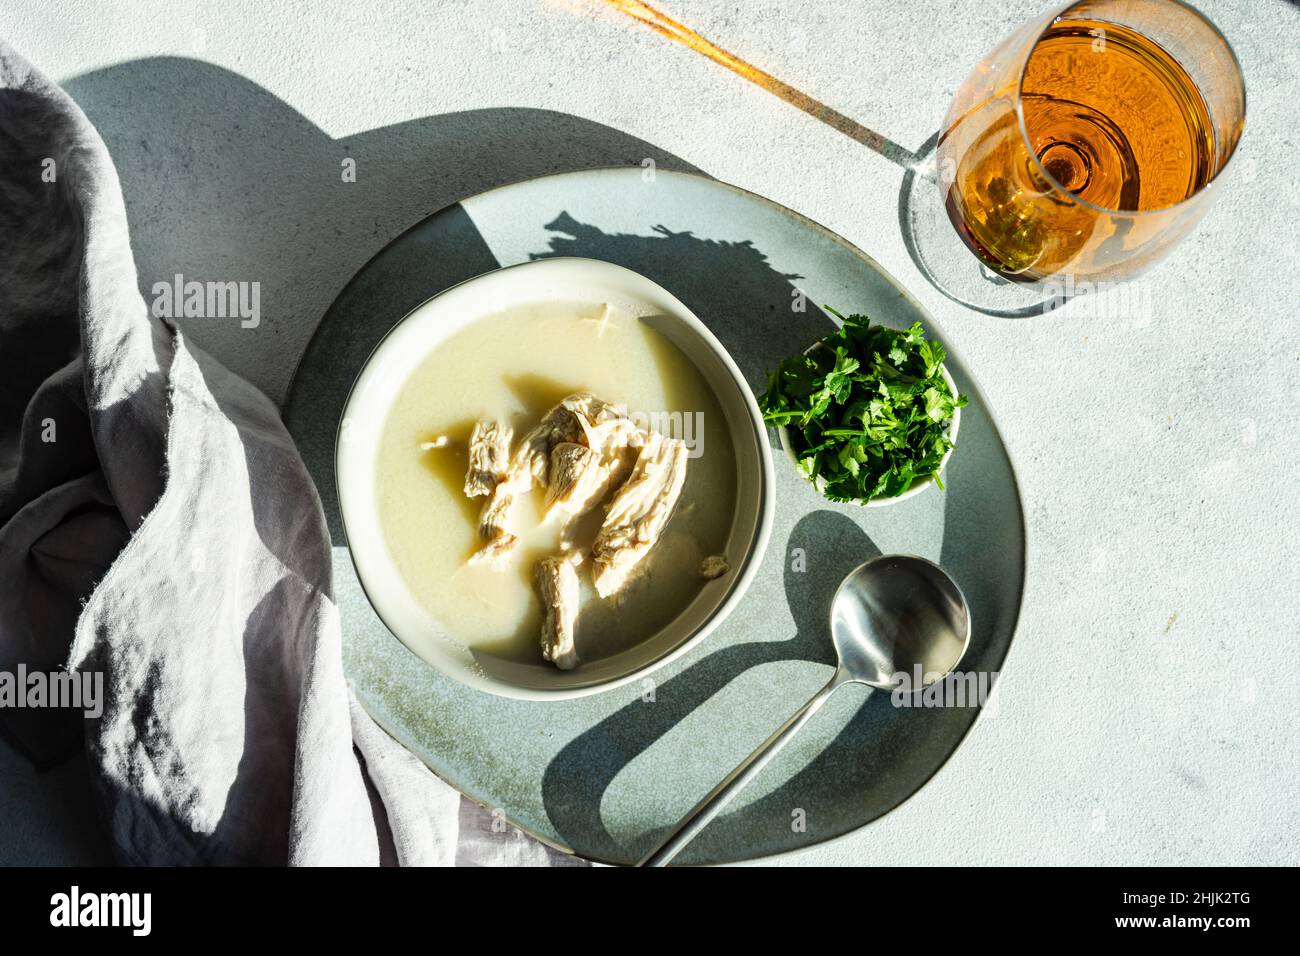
(374, 300), (737, 668)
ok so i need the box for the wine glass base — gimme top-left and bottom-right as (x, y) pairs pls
(900, 144), (1069, 318)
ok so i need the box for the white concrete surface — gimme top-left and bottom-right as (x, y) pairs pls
(2, 0), (1297, 865)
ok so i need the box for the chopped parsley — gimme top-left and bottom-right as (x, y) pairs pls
(758, 309), (966, 503)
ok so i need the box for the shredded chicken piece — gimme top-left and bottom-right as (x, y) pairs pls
(458, 392), (690, 667)
(590, 432), (689, 598)
(544, 442), (600, 516)
(544, 434), (640, 525)
(563, 391), (625, 429)
(466, 477), (518, 567)
(512, 412), (579, 489)
(535, 555), (580, 670)
(510, 392), (631, 489)
(699, 554), (730, 579)
(464, 420), (512, 497)
(467, 394), (629, 566)
(544, 408), (646, 523)
(467, 529), (519, 568)
(583, 415), (644, 455)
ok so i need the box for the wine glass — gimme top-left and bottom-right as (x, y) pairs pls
(903, 0), (1245, 316)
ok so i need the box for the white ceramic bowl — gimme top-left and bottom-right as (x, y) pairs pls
(777, 355), (961, 508)
(335, 257), (775, 700)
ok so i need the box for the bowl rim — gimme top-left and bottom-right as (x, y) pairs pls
(775, 338), (962, 507)
(333, 256), (776, 701)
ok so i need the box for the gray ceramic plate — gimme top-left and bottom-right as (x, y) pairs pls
(283, 168), (1026, 865)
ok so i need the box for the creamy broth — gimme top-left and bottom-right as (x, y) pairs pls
(375, 301), (737, 664)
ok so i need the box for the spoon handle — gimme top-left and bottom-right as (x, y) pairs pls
(638, 668), (849, 867)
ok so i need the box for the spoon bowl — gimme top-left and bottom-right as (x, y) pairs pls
(831, 555), (972, 690)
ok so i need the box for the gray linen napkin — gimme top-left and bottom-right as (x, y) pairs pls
(0, 41), (571, 866)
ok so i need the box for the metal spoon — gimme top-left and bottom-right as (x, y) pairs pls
(638, 553), (972, 867)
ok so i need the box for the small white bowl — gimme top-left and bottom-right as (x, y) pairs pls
(777, 359), (961, 508)
(335, 257), (775, 700)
